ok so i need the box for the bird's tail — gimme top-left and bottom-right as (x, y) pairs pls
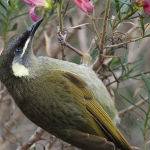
(86, 101), (132, 150)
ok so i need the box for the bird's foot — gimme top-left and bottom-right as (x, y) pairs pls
(57, 30), (67, 45)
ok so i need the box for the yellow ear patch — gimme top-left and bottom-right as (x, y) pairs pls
(12, 62), (29, 77)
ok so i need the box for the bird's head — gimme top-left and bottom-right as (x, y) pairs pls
(0, 18), (43, 77)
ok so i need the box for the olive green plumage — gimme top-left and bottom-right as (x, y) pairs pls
(0, 20), (132, 150)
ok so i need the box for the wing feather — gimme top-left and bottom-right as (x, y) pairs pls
(50, 70), (132, 150)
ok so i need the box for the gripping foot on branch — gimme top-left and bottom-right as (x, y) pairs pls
(57, 30), (83, 56)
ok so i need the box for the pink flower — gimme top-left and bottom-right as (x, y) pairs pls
(74, 0), (94, 13)
(143, 0), (150, 15)
(23, 0), (52, 21)
(136, 0), (150, 15)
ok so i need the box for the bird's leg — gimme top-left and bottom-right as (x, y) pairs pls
(57, 30), (83, 56)
(63, 129), (115, 150)
(57, 30), (67, 45)
(57, 30), (92, 66)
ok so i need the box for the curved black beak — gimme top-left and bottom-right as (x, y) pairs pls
(28, 18), (43, 37)
(8, 18), (44, 53)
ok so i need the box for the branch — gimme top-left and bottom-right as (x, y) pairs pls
(34, 12), (87, 58)
(57, 32), (84, 56)
(63, 41), (83, 56)
(92, 0), (111, 71)
(105, 34), (150, 49)
(17, 128), (44, 150)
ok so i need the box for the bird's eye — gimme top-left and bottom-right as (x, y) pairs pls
(15, 48), (22, 54)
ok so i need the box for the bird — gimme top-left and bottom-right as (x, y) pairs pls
(0, 19), (132, 150)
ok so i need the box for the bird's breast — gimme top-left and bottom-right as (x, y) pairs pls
(6, 76), (95, 137)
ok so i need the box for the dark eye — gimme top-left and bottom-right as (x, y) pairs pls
(15, 48), (22, 54)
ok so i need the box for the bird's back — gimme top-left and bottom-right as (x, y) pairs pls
(36, 56), (119, 123)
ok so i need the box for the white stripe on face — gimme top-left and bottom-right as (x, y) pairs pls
(20, 37), (31, 58)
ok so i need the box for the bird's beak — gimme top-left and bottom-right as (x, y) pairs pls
(28, 18), (43, 37)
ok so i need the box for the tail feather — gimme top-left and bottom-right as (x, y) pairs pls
(86, 101), (132, 150)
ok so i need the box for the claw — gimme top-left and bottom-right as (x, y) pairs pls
(57, 30), (67, 45)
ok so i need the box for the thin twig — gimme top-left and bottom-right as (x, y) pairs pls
(119, 99), (147, 117)
(105, 34), (150, 49)
(107, 70), (150, 87)
(99, 0), (111, 53)
(67, 23), (90, 30)
(129, 71), (150, 79)
(91, 17), (101, 41)
(92, 0), (111, 71)
(64, 41), (83, 56)
(10, 12), (28, 20)
(58, 0), (65, 60)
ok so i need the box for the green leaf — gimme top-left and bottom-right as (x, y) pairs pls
(114, 0), (121, 20)
(139, 16), (145, 36)
(0, 1), (7, 11)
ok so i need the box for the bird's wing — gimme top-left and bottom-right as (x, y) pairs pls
(49, 69), (132, 150)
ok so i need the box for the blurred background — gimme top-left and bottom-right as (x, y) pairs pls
(0, 0), (150, 149)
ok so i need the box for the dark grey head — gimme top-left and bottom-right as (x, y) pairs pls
(0, 18), (43, 77)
